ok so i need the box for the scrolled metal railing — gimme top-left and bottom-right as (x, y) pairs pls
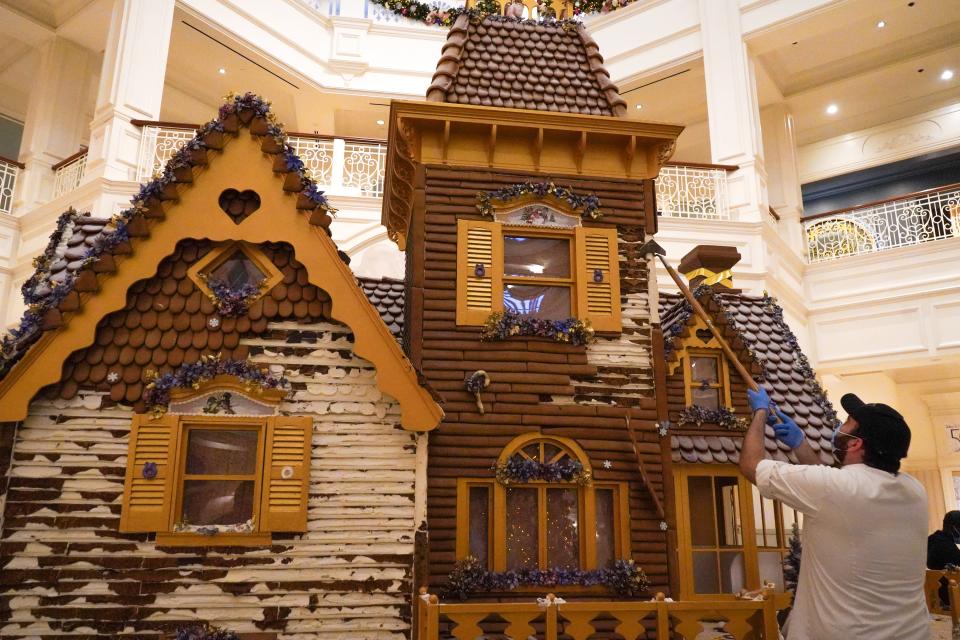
(130, 122), (387, 198)
(0, 155), (22, 215)
(804, 183), (960, 263)
(655, 163), (735, 220)
(51, 148), (88, 198)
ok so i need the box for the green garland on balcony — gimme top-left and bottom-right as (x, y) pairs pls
(369, 0), (640, 26)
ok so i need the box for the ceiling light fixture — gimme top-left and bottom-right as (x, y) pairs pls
(942, 69), (955, 81)
(826, 104), (839, 115)
(376, 119), (385, 125)
(218, 67), (226, 74)
(876, 19), (886, 28)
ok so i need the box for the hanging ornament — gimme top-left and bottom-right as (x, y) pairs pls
(465, 370), (491, 414)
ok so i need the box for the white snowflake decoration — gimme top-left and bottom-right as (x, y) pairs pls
(659, 521), (669, 531)
(106, 372), (120, 384)
(602, 460), (612, 469)
(207, 317), (221, 329)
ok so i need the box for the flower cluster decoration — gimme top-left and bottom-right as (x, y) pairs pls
(199, 273), (266, 317)
(0, 91), (336, 382)
(173, 516), (255, 536)
(369, 0), (639, 26)
(443, 556), (648, 600)
(481, 311), (595, 345)
(143, 354), (288, 418)
(676, 405), (747, 431)
(493, 454), (592, 486)
(175, 625), (240, 640)
(477, 181), (602, 220)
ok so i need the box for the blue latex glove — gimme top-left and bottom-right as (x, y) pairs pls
(747, 385), (771, 413)
(770, 408), (805, 449)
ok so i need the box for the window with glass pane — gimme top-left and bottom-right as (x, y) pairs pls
(468, 485), (491, 567)
(751, 485), (802, 591)
(180, 428), (260, 526)
(546, 488), (580, 569)
(506, 487), (539, 570)
(501, 234), (574, 319)
(595, 488), (616, 568)
(688, 353), (725, 411)
(687, 474), (746, 595)
(208, 250), (267, 289)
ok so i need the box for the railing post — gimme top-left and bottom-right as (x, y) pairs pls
(425, 593), (439, 640)
(761, 584), (778, 639)
(544, 593), (558, 640)
(950, 579), (960, 631)
(655, 592), (669, 637)
(331, 138), (346, 192)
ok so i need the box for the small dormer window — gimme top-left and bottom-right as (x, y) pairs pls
(187, 241), (284, 311)
(208, 249), (268, 290)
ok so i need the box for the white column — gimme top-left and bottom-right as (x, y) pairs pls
(761, 104), (806, 256)
(84, 0), (174, 195)
(14, 38), (98, 212)
(698, 0), (767, 223)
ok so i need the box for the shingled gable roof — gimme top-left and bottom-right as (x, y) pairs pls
(426, 14), (627, 116)
(0, 100), (442, 431)
(660, 288), (839, 466)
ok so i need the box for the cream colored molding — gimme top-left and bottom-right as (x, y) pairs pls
(798, 102), (960, 183)
(922, 392), (960, 417)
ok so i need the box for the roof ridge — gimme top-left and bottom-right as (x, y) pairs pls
(426, 13), (470, 102)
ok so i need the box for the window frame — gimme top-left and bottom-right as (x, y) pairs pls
(455, 435), (631, 580)
(674, 465), (800, 600)
(501, 227), (578, 319)
(186, 240), (284, 305)
(164, 415), (270, 547)
(682, 347), (733, 410)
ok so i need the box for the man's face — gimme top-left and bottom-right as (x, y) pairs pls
(833, 417), (861, 465)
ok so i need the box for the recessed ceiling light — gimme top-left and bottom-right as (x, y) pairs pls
(942, 69), (955, 81)
(635, 104), (643, 110)
(218, 68), (226, 74)
(826, 104), (839, 115)
(376, 119), (385, 125)
(876, 19), (886, 28)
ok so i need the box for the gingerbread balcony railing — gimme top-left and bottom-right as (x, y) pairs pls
(417, 589), (787, 640)
(804, 183), (960, 263)
(0, 155), (21, 215)
(132, 122), (387, 198)
(655, 162), (734, 221)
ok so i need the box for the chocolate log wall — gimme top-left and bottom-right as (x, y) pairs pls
(0, 241), (418, 639)
(408, 166), (668, 593)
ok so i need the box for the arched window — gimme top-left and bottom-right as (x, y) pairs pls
(457, 434), (630, 573)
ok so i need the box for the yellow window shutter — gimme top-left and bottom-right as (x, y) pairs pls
(456, 219), (503, 326)
(576, 227), (622, 332)
(119, 414), (179, 532)
(259, 416), (312, 532)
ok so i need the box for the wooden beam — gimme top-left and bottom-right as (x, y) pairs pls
(625, 413), (665, 520)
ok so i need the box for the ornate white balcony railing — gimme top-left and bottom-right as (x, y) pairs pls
(52, 150), (87, 198)
(655, 163), (732, 220)
(804, 183), (960, 263)
(0, 156), (20, 215)
(132, 123), (387, 198)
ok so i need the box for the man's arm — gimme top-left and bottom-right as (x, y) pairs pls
(791, 439), (820, 466)
(740, 406), (767, 484)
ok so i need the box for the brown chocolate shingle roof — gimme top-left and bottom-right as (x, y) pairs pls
(660, 290), (838, 466)
(358, 277), (404, 337)
(427, 15), (627, 116)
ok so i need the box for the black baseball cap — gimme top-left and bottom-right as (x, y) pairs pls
(840, 393), (911, 460)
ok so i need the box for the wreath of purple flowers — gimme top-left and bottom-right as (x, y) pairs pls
(0, 92), (335, 380)
(175, 625), (239, 640)
(492, 455), (592, 486)
(477, 181), (602, 220)
(369, 0), (639, 27)
(481, 311), (594, 345)
(199, 274), (266, 317)
(444, 556), (648, 600)
(143, 354), (288, 418)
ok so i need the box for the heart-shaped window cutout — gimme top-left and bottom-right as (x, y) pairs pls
(696, 328), (714, 343)
(219, 189), (261, 224)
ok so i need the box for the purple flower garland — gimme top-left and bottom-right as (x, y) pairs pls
(0, 91), (334, 380)
(200, 275), (265, 317)
(175, 625), (239, 640)
(481, 311), (594, 346)
(444, 556), (648, 600)
(477, 181), (602, 220)
(492, 455), (591, 486)
(143, 355), (288, 417)
(676, 405), (747, 431)
(369, 0), (640, 26)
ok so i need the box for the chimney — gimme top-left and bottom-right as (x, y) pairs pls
(678, 245), (741, 290)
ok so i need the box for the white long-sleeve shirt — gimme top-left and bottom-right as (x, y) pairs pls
(755, 460), (930, 640)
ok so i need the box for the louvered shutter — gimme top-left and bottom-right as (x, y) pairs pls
(259, 416), (312, 532)
(575, 227), (622, 332)
(456, 219), (504, 326)
(119, 414), (179, 532)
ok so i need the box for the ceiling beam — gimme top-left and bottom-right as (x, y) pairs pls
(0, 4), (54, 48)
